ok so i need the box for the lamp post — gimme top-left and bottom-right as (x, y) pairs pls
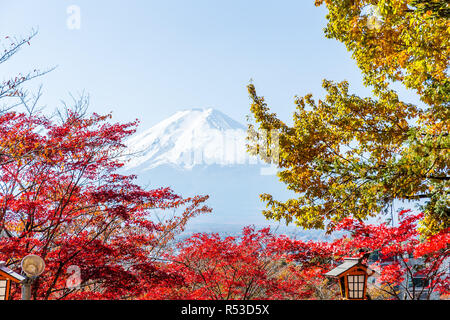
(20, 255), (45, 300)
(325, 257), (374, 300)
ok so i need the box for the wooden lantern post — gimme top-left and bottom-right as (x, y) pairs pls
(325, 257), (374, 300)
(0, 261), (25, 300)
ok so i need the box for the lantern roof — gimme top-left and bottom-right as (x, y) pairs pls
(325, 257), (364, 278)
(0, 261), (26, 283)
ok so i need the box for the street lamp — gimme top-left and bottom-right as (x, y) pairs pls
(0, 261), (26, 300)
(325, 257), (374, 300)
(21, 255), (45, 300)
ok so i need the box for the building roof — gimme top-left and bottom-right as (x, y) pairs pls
(0, 261), (26, 283)
(325, 258), (362, 277)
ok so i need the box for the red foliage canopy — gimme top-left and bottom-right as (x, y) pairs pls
(0, 110), (211, 299)
(145, 210), (448, 300)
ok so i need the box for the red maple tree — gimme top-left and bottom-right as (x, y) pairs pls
(0, 33), (211, 300)
(0, 105), (210, 300)
(145, 211), (449, 300)
(143, 227), (339, 300)
(332, 210), (449, 299)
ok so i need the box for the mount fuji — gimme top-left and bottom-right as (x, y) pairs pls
(122, 108), (327, 240)
(124, 108), (255, 171)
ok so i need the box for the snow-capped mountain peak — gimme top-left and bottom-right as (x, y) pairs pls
(124, 108), (252, 170)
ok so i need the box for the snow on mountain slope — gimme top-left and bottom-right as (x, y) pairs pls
(125, 108), (256, 170)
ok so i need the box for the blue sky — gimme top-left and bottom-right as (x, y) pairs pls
(1, 0), (419, 131)
(1, 1), (425, 227)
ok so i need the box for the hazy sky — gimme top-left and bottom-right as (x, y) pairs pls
(1, 0), (420, 132)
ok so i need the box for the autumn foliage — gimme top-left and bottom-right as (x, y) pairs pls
(247, 0), (449, 233)
(0, 108), (211, 299)
(1, 3), (448, 300)
(143, 227), (338, 300)
(0, 34), (211, 299)
(143, 210), (448, 300)
(333, 210), (449, 299)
